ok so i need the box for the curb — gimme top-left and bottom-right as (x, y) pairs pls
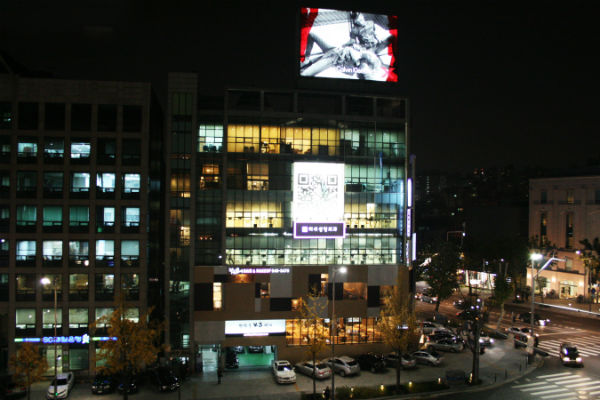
(363, 357), (543, 400)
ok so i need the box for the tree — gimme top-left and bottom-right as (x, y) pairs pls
(91, 301), (163, 400)
(491, 270), (513, 331)
(377, 280), (420, 393)
(9, 342), (48, 400)
(298, 292), (329, 398)
(579, 238), (600, 307)
(418, 240), (462, 312)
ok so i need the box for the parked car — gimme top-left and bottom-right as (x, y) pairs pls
(560, 343), (583, 367)
(412, 351), (443, 366)
(421, 321), (445, 335)
(46, 372), (74, 399)
(427, 330), (455, 342)
(116, 374), (140, 395)
(91, 374), (116, 395)
(323, 356), (360, 377)
(356, 353), (386, 373)
(517, 312), (551, 326)
(424, 337), (464, 353)
(248, 346), (263, 353)
(271, 360), (296, 384)
(294, 361), (331, 380)
(420, 291), (438, 304)
(0, 377), (26, 399)
(384, 352), (417, 369)
(453, 299), (468, 309)
(231, 346), (245, 354)
(148, 368), (180, 392)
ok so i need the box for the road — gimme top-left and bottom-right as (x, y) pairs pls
(418, 296), (600, 400)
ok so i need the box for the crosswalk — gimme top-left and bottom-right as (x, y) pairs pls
(537, 336), (600, 358)
(513, 372), (600, 399)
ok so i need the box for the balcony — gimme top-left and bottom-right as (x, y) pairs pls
(96, 188), (115, 199)
(16, 255), (36, 267)
(43, 187), (63, 198)
(16, 187), (37, 199)
(96, 256), (115, 268)
(121, 256), (139, 268)
(16, 221), (37, 233)
(69, 256), (89, 268)
(95, 289), (114, 301)
(121, 222), (140, 234)
(69, 289), (88, 302)
(42, 256), (63, 268)
(69, 188), (89, 199)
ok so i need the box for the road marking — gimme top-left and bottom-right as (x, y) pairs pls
(541, 393), (577, 399)
(512, 381), (548, 389)
(530, 388), (569, 395)
(588, 390), (600, 395)
(566, 381), (598, 388)
(547, 377), (590, 384)
(537, 372), (573, 379)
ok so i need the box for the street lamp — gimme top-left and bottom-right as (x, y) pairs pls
(330, 266), (346, 400)
(41, 277), (58, 400)
(529, 253), (564, 361)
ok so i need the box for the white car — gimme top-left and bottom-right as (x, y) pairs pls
(421, 321), (445, 335)
(479, 331), (494, 347)
(412, 351), (443, 366)
(323, 356), (360, 377)
(46, 372), (74, 399)
(271, 360), (296, 384)
(294, 361), (331, 379)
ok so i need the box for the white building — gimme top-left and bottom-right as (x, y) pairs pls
(529, 176), (600, 298)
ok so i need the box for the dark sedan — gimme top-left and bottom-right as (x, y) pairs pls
(91, 374), (115, 395)
(356, 353), (386, 373)
(149, 368), (180, 392)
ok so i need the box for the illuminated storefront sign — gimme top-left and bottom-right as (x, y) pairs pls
(293, 222), (345, 239)
(14, 334), (117, 344)
(228, 267), (290, 275)
(293, 162), (345, 239)
(225, 319), (286, 336)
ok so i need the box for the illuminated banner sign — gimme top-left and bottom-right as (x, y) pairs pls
(225, 319), (286, 336)
(294, 222), (345, 239)
(293, 162), (345, 240)
(300, 8), (398, 82)
(14, 334), (117, 344)
(228, 267), (290, 275)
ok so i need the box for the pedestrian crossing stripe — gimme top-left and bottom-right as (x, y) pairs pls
(535, 336), (600, 358)
(512, 372), (600, 398)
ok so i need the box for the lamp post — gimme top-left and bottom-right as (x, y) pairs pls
(529, 254), (564, 362)
(41, 277), (58, 400)
(330, 266), (346, 400)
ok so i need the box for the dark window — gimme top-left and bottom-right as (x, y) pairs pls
(97, 104), (117, 131)
(122, 105), (142, 132)
(16, 171), (37, 197)
(43, 137), (64, 163)
(97, 138), (116, 165)
(541, 190), (548, 204)
(45, 103), (65, 130)
(0, 102), (12, 129)
(308, 274), (321, 295)
(0, 273), (8, 301)
(346, 97), (373, 116)
(18, 103), (38, 130)
(327, 283), (343, 301)
(43, 172), (63, 198)
(0, 241), (8, 266)
(269, 298), (292, 311)
(194, 283), (213, 311)
(367, 286), (380, 307)
(0, 135), (10, 162)
(122, 139), (141, 165)
(71, 104), (91, 131)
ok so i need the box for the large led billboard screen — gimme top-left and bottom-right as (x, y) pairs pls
(292, 162), (345, 239)
(300, 8), (398, 82)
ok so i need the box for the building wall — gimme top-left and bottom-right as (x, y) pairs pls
(0, 73), (155, 374)
(529, 176), (600, 298)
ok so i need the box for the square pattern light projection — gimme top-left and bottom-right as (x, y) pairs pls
(293, 162), (345, 239)
(300, 7), (398, 82)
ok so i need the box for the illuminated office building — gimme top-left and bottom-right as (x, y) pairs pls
(0, 69), (163, 374)
(166, 73), (413, 368)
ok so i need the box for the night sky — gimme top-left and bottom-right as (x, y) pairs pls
(1, 0), (598, 172)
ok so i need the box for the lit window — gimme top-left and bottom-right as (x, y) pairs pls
(213, 282), (222, 310)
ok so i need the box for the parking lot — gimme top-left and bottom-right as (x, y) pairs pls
(26, 338), (527, 400)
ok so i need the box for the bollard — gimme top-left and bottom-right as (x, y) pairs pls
(494, 374), (497, 383)
(505, 369), (508, 379)
(519, 363), (522, 372)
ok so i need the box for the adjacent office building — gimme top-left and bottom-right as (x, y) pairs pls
(0, 66), (163, 374)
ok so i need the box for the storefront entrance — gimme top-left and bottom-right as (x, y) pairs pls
(197, 345), (219, 372)
(44, 347), (63, 376)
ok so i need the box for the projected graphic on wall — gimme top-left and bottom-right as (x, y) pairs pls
(300, 8), (398, 82)
(293, 162), (345, 238)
